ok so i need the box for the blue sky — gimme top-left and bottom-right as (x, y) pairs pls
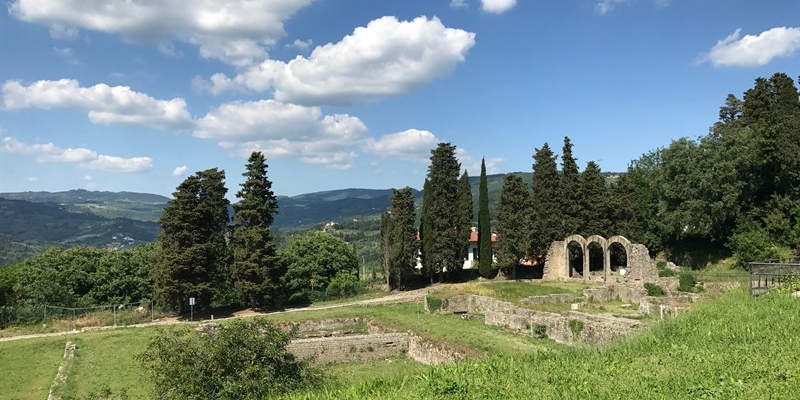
(1, 0), (798, 198)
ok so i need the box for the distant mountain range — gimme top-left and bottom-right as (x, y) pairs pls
(0, 172), (619, 265)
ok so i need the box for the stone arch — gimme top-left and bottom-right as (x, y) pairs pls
(606, 236), (632, 278)
(586, 235), (608, 276)
(563, 234), (587, 278)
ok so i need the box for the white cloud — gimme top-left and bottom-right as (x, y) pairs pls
(699, 27), (800, 67)
(1, 136), (152, 172)
(2, 79), (193, 130)
(195, 100), (368, 169)
(84, 175), (93, 181)
(203, 16), (476, 106)
(53, 46), (80, 65)
(450, 0), (468, 8)
(286, 39), (313, 51)
(27, 176), (39, 182)
(481, 0), (517, 14)
(9, 0), (316, 66)
(455, 148), (504, 176)
(172, 165), (188, 177)
(595, 0), (632, 15)
(363, 129), (439, 162)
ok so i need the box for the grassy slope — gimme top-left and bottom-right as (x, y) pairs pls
(284, 290), (800, 399)
(0, 337), (66, 400)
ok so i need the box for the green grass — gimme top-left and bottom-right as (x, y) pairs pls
(325, 357), (426, 386)
(59, 330), (159, 400)
(281, 289), (800, 399)
(434, 280), (593, 303)
(0, 336), (68, 400)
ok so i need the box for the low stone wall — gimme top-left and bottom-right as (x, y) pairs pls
(288, 332), (409, 365)
(444, 294), (641, 345)
(282, 317), (362, 332)
(638, 294), (698, 317)
(407, 336), (467, 365)
(520, 293), (582, 305)
(583, 284), (648, 303)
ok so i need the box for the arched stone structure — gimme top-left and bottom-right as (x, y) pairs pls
(545, 234), (656, 282)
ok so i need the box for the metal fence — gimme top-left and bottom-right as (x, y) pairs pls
(748, 257), (800, 296)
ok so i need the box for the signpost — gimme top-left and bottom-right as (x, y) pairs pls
(189, 297), (196, 322)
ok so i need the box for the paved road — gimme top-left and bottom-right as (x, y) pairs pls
(0, 287), (435, 343)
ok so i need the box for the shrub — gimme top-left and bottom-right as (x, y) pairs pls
(532, 324), (548, 339)
(644, 283), (666, 297)
(568, 319), (584, 340)
(325, 270), (364, 299)
(425, 296), (445, 312)
(656, 260), (668, 270)
(678, 273), (698, 292)
(658, 269), (676, 278)
(138, 317), (322, 399)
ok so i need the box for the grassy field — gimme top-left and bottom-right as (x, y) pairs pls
(282, 289), (800, 399)
(4, 280), (795, 399)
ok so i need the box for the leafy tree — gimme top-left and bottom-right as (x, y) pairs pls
(478, 158), (493, 277)
(559, 136), (581, 237)
(230, 152), (283, 309)
(457, 170), (474, 262)
(579, 161), (611, 237)
(530, 143), (560, 262)
(421, 143), (463, 281)
(385, 187), (418, 290)
(495, 174), (531, 279)
(280, 231), (359, 304)
(154, 169), (230, 312)
(139, 317), (321, 399)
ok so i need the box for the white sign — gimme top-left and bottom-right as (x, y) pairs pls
(189, 297), (196, 306)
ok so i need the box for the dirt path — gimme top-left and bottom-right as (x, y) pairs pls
(0, 287), (436, 343)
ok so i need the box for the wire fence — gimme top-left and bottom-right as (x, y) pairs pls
(0, 300), (158, 330)
(748, 257), (800, 297)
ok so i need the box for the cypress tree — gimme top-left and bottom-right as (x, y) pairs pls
(230, 152), (282, 309)
(530, 143), (560, 263)
(387, 187), (417, 290)
(419, 179), (434, 282)
(579, 161), (611, 237)
(496, 174), (532, 279)
(154, 168), (230, 312)
(422, 143), (462, 282)
(457, 170), (473, 265)
(478, 158), (493, 277)
(560, 136), (581, 237)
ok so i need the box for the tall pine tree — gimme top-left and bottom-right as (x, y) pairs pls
(154, 168), (229, 312)
(496, 174), (532, 279)
(230, 152), (282, 309)
(478, 158), (493, 277)
(422, 143), (462, 282)
(579, 161), (611, 237)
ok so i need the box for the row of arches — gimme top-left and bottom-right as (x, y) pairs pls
(563, 234), (632, 280)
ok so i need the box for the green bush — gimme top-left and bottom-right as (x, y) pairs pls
(644, 283), (666, 296)
(568, 319), (584, 340)
(425, 296), (445, 312)
(325, 270), (364, 299)
(532, 324), (548, 339)
(138, 318), (322, 399)
(678, 273), (698, 292)
(656, 260), (668, 270)
(658, 269), (676, 277)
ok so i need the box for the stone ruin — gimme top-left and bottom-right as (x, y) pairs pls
(543, 234), (658, 283)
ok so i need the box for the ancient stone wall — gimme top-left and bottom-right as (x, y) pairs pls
(444, 294), (641, 345)
(288, 332), (409, 365)
(583, 284), (648, 303)
(543, 240), (566, 280)
(520, 293), (581, 305)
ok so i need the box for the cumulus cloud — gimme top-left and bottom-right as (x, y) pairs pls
(1, 136), (152, 172)
(363, 129), (439, 162)
(2, 79), (193, 130)
(286, 39), (313, 51)
(202, 16), (476, 106)
(195, 100), (368, 169)
(172, 165), (188, 177)
(450, 0), (468, 8)
(9, 0), (316, 66)
(481, 0), (517, 14)
(699, 27), (800, 67)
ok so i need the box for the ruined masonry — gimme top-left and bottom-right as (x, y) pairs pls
(543, 234), (658, 282)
